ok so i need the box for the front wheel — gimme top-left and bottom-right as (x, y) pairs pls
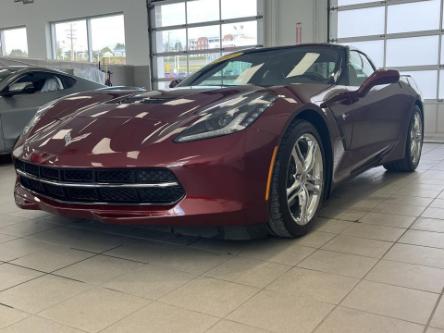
(268, 120), (325, 238)
(384, 106), (423, 172)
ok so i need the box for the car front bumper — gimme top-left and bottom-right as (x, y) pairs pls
(14, 130), (279, 227)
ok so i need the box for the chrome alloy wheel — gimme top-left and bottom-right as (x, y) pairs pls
(410, 112), (423, 165)
(286, 133), (323, 226)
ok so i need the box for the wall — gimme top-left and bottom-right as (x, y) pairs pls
(264, 0), (328, 47)
(0, 0), (150, 66)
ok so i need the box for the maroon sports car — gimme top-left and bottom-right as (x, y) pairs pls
(13, 44), (423, 238)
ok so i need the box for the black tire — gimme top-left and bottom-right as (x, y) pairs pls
(384, 106), (423, 172)
(268, 120), (326, 238)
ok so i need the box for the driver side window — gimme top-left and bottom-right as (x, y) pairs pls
(348, 51), (375, 86)
(9, 72), (65, 95)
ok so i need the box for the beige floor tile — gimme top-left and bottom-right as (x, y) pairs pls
(0, 233), (16, 244)
(160, 277), (257, 317)
(1, 316), (85, 333)
(103, 264), (194, 300)
(106, 240), (231, 275)
(104, 239), (173, 263)
(400, 230), (444, 249)
(239, 240), (316, 266)
(0, 219), (56, 237)
(431, 199), (444, 209)
(55, 255), (144, 285)
(316, 219), (353, 234)
(189, 239), (244, 255)
(385, 243), (444, 268)
(322, 235), (392, 258)
(0, 275), (90, 313)
(422, 207), (444, 220)
(342, 223), (405, 242)
(101, 302), (218, 333)
(205, 256), (290, 288)
(40, 288), (148, 333)
(298, 250), (377, 278)
(30, 227), (123, 253)
(342, 280), (439, 324)
(427, 328), (444, 333)
(266, 268), (358, 304)
(366, 260), (444, 293)
(0, 238), (53, 262)
(0, 304), (28, 329)
(293, 231), (337, 248)
(373, 202), (425, 217)
(11, 246), (94, 273)
(359, 212), (416, 228)
(207, 320), (269, 333)
(0, 264), (42, 291)
(319, 208), (366, 221)
(228, 290), (334, 333)
(373, 196), (433, 208)
(412, 218), (444, 233)
(315, 307), (424, 333)
(431, 298), (444, 329)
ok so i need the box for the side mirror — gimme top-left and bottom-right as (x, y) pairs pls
(320, 69), (400, 108)
(357, 69), (400, 97)
(169, 79), (182, 89)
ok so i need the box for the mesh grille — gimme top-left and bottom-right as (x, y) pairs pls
(63, 170), (94, 182)
(99, 188), (139, 203)
(97, 170), (135, 183)
(15, 160), (185, 205)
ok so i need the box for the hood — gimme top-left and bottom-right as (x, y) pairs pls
(17, 86), (273, 164)
(16, 83), (333, 166)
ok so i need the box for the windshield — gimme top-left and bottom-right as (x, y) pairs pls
(180, 46), (342, 87)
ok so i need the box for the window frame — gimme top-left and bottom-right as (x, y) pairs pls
(149, 0), (264, 89)
(50, 12), (126, 64)
(347, 49), (376, 86)
(329, 0), (444, 100)
(0, 25), (29, 58)
(7, 70), (72, 95)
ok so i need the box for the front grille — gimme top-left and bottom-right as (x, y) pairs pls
(15, 160), (185, 205)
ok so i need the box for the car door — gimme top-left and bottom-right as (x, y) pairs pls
(347, 51), (404, 152)
(0, 71), (67, 148)
(328, 50), (405, 169)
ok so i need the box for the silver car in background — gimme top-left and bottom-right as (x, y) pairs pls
(0, 66), (105, 154)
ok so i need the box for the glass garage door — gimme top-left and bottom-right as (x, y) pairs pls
(149, 0), (264, 89)
(329, 0), (444, 101)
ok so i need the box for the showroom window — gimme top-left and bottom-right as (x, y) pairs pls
(149, 0), (264, 89)
(0, 26), (28, 57)
(51, 14), (126, 64)
(329, 0), (444, 100)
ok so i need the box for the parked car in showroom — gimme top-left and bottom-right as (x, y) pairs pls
(0, 66), (105, 154)
(12, 44), (423, 238)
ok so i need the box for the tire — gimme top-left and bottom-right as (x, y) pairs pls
(268, 120), (326, 238)
(384, 106), (423, 172)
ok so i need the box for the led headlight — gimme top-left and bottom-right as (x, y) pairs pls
(176, 92), (278, 143)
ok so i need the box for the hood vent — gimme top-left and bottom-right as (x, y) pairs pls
(114, 96), (172, 105)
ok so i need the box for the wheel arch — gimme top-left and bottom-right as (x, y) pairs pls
(282, 108), (334, 200)
(415, 100), (424, 121)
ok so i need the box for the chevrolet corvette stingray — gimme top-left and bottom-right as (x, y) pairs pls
(12, 44), (423, 238)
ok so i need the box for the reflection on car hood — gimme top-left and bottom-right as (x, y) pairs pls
(17, 84), (331, 165)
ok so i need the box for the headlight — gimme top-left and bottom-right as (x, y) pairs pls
(175, 92), (278, 143)
(22, 101), (55, 136)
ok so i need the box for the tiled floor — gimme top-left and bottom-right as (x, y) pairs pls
(0, 144), (444, 332)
